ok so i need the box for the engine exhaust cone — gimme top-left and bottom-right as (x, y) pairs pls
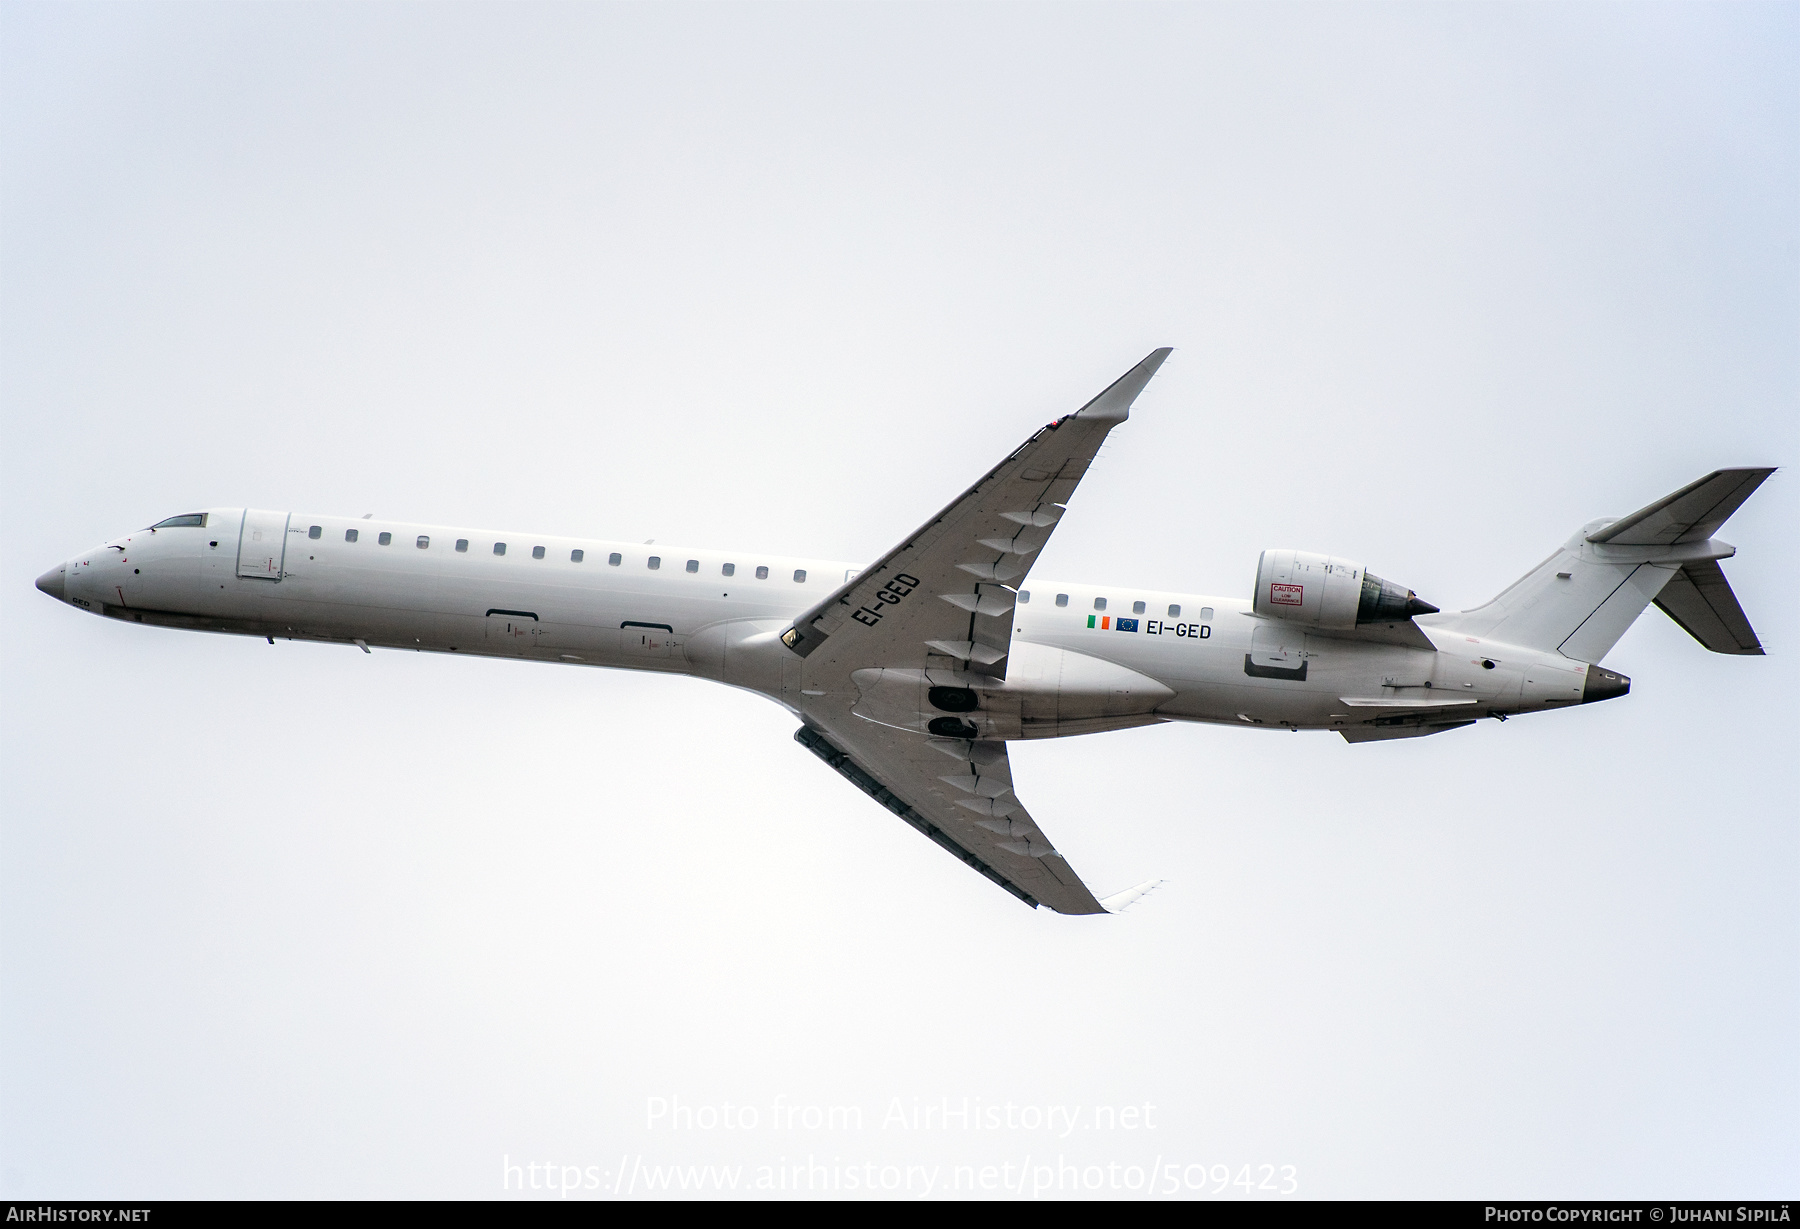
(1358, 572), (1439, 624)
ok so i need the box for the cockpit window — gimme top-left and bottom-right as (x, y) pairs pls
(149, 514), (207, 529)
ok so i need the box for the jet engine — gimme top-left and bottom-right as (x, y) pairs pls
(1252, 549), (1438, 628)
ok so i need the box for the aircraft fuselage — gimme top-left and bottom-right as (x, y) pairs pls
(39, 507), (1618, 742)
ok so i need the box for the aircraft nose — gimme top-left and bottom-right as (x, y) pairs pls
(35, 565), (66, 602)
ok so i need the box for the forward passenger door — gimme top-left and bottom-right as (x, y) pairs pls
(236, 510), (290, 581)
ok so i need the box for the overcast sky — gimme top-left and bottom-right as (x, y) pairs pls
(3, 1), (1794, 1200)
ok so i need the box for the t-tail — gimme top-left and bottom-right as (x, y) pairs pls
(1430, 468), (1775, 686)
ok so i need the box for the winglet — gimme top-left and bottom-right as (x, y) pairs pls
(1072, 348), (1173, 423)
(1099, 878), (1165, 914)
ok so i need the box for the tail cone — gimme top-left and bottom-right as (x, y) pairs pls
(1582, 668), (1630, 704)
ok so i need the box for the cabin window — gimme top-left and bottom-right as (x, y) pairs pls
(308, 525), (322, 539)
(648, 556), (661, 570)
(417, 536), (429, 549)
(755, 566), (769, 580)
(571, 549), (584, 563)
(532, 546), (545, 560)
(494, 542), (506, 556)
(1055, 593), (1068, 607)
(378, 532), (392, 546)
(793, 569), (807, 583)
(1132, 600), (1146, 614)
(1200, 606), (1214, 620)
(455, 539), (468, 553)
(686, 559), (699, 573)
(1093, 597), (1106, 611)
(1167, 604), (1181, 618)
(1017, 591), (1030, 603)
(722, 563), (736, 577)
(345, 529), (359, 543)
(608, 552), (622, 566)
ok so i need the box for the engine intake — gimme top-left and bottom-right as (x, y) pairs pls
(1253, 549), (1438, 628)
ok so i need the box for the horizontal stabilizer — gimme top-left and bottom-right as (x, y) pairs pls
(1099, 879), (1164, 914)
(1587, 468), (1775, 546)
(1653, 559), (1764, 655)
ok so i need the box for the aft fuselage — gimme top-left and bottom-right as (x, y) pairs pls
(38, 508), (1620, 739)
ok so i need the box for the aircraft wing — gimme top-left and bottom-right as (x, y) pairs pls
(794, 709), (1107, 915)
(779, 348), (1171, 685)
(779, 349), (1174, 913)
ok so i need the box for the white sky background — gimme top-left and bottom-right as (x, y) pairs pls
(2, 1), (1795, 1200)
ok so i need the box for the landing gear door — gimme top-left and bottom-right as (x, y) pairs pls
(236, 509), (291, 580)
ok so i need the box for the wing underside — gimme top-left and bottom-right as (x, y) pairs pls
(795, 714), (1106, 914)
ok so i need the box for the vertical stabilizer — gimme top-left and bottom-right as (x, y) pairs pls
(1430, 469), (1772, 663)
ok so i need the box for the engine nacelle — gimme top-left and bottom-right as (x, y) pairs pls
(1252, 549), (1438, 628)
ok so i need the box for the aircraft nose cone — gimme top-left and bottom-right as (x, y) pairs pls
(35, 565), (66, 602)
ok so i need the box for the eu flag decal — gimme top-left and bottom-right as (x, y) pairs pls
(1115, 618), (1140, 632)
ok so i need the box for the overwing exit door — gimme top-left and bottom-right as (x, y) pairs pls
(237, 509), (291, 580)
(486, 609), (544, 654)
(622, 621), (681, 660)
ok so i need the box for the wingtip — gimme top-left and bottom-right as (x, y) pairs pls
(1073, 347), (1175, 422)
(1137, 346), (1174, 377)
(1099, 878), (1165, 914)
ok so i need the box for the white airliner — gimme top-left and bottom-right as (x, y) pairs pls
(35, 350), (1773, 915)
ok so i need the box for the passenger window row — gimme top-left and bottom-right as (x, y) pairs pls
(1019, 590), (1212, 621)
(310, 525), (807, 580)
